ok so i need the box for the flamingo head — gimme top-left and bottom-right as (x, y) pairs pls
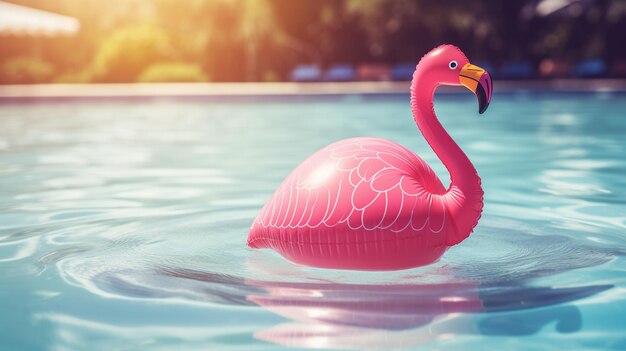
(419, 44), (493, 114)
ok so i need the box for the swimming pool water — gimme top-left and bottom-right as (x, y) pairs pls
(1, 92), (625, 350)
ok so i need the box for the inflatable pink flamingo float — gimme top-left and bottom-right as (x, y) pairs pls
(248, 45), (493, 270)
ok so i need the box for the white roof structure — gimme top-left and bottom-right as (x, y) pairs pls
(0, 1), (79, 36)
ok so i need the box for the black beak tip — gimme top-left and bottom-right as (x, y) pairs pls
(475, 80), (491, 115)
(479, 102), (489, 114)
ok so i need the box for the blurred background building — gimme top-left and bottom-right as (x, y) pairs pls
(0, 0), (625, 84)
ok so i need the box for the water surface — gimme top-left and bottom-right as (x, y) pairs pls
(1, 92), (625, 350)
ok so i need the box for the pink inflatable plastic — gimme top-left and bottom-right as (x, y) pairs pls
(248, 44), (492, 270)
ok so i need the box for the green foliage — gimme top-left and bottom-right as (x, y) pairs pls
(0, 57), (55, 84)
(53, 70), (93, 83)
(263, 70), (280, 82)
(2, 0), (626, 83)
(91, 24), (173, 82)
(138, 62), (208, 82)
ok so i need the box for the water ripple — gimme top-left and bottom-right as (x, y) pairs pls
(1, 95), (626, 350)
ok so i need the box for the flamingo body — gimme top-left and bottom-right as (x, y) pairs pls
(248, 45), (492, 270)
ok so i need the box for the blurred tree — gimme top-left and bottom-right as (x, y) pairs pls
(91, 24), (172, 82)
(606, 0), (626, 62)
(0, 57), (55, 84)
(152, 0), (289, 81)
(138, 62), (208, 82)
(237, 0), (279, 80)
(1, 0), (626, 82)
(345, 0), (501, 62)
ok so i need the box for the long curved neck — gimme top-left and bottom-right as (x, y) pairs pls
(410, 70), (483, 244)
(410, 75), (477, 192)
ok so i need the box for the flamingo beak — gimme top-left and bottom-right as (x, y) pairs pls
(459, 63), (492, 114)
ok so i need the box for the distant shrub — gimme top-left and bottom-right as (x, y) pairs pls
(91, 24), (172, 82)
(0, 57), (55, 84)
(263, 70), (280, 82)
(54, 70), (93, 83)
(138, 62), (208, 82)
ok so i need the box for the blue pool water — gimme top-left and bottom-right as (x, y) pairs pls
(1, 92), (625, 350)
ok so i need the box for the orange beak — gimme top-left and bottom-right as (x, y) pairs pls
(459, 63), (492, 114)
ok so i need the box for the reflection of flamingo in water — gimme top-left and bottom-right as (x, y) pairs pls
(248, 45), (493, 270)
(246, 278), (609, 350)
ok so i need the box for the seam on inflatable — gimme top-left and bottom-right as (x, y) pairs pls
(247, 234), (445, 247)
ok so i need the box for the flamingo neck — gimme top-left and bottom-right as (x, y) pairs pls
(410, 77), (478, 191)
(410, 71), (483, 243)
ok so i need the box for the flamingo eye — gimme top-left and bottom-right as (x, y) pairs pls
(449, 61), (458, 70)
